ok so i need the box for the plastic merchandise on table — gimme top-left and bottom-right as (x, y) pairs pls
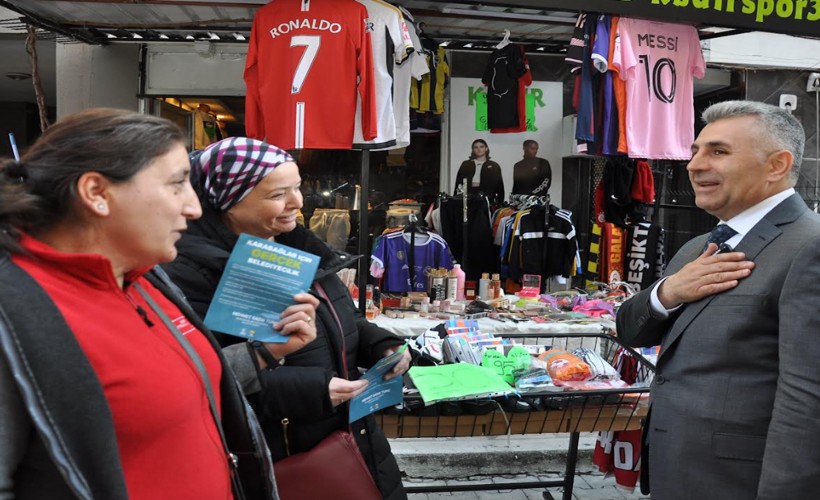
(536, 348), (592, 381)
(572, 299), (615, 318)
(573, 347), (620, 380)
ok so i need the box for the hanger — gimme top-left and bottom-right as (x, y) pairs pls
(404, 213), (427, 292)
(495, 29), (511, 49)
(403, 212), (428, 235)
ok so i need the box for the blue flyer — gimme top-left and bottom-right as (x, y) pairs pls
(203, 233), (319, 343)
(349, 345), (408, 423)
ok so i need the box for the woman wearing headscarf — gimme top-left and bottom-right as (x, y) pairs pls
(0, 109), (299, 499)
(162, 137), (411, 500)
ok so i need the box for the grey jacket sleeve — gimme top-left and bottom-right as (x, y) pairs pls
(615, 288), (674, 348)
(0, 351), (31, 499)
(222, 343), (262, 395)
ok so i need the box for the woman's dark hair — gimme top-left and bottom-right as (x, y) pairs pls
(0, 108), (185, 253)
(469, 138), (491, 160)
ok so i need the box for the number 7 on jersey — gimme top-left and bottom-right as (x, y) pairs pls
(290, 35), (320, 94)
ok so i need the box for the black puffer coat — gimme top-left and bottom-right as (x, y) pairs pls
(162, 208), (407, 500)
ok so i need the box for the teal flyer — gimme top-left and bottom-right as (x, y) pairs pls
(203, 233), (319, 343)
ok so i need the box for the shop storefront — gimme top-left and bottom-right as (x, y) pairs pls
(3, 1), (819, 498)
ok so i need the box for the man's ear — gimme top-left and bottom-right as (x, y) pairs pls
(767, 150), (793, 184)
(76, 171), (112, 215)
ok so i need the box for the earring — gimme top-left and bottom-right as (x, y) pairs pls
(96, 202), (107, 212)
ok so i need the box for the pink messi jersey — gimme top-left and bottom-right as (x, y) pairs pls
(612, 19), (705, 160)
(245, 0), (377, 149)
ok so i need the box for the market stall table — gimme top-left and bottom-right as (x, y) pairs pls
(369, 322), (652, 500)
(372, 315), (616, 338)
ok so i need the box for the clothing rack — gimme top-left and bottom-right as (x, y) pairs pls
(435, 190), (494, 281)
(404, 213), (427, 290)
(508, 193), (550, 210)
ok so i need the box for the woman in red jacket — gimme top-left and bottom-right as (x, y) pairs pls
(0, 108), (315, 499)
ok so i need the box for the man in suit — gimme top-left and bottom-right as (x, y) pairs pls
(617, 100), (820, 499)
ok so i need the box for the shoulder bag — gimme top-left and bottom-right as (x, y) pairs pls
(272, 282), (382, 500)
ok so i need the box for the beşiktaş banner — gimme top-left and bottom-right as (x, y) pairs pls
(491, 0), (819, 39)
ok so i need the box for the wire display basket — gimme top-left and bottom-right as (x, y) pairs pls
(375, 332), (655, 500)
(377, 332), (653, 438)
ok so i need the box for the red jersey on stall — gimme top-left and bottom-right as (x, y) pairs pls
(244, 0), (377, 149)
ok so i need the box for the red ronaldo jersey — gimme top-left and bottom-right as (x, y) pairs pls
(245, 0), (377, 149)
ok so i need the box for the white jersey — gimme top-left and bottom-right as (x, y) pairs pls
(379, 7), (430, 150)
(352, 0), (413, 149)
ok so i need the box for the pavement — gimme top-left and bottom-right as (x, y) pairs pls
(391, 434), (651, 499)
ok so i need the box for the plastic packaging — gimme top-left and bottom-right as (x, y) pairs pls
(445, 271), (458, 301)
(478, 273), (490, 300)
(537, 348), (592, 381)
(464, 280), (477, 300)
(490, 273), (501, 299)
(452, 264), (466, 300)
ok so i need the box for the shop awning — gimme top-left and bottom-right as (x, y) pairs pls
(457, 0), (820, 40)
(3, 0), (815, 47)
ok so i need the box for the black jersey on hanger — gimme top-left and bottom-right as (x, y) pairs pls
(482, 44), (527, 129)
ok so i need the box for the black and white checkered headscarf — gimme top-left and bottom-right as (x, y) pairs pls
(189, 137), (294, 211)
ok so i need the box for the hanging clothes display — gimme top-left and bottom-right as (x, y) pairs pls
(486, 44), (532, 133)
(370, 227), (454, 293)
(592, 346), (654, 493)
(384, 6), (430, 149)
(566, 14), (705, 159)
(594, 157), (656, 228)
(482, 42), (528, 130)
(565, 13), (597, 146)
(500, 204), (579, 286)
(351, 0), (413, 150)
(410, 42), (449, 132)
(611, 18), (706, 159)
(244, 0), (377, 149)
(605, 16), (629, 155)
(590, 14), (619, 156)
(436, 195), (496, 281)
(193, 105), (219, 149)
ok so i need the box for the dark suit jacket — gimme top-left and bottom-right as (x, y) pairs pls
(617, 194), (820, 500)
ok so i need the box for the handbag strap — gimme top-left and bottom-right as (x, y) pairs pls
(134, 283), (245, 500)
(314, 282), (358, 436)
(314, 282), (348, 377)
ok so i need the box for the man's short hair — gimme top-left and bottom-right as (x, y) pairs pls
(702, 100), (805, 184)
(523, 139), (538, 148)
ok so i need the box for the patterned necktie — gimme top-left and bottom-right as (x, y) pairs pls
(702, 224), (737, 252)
